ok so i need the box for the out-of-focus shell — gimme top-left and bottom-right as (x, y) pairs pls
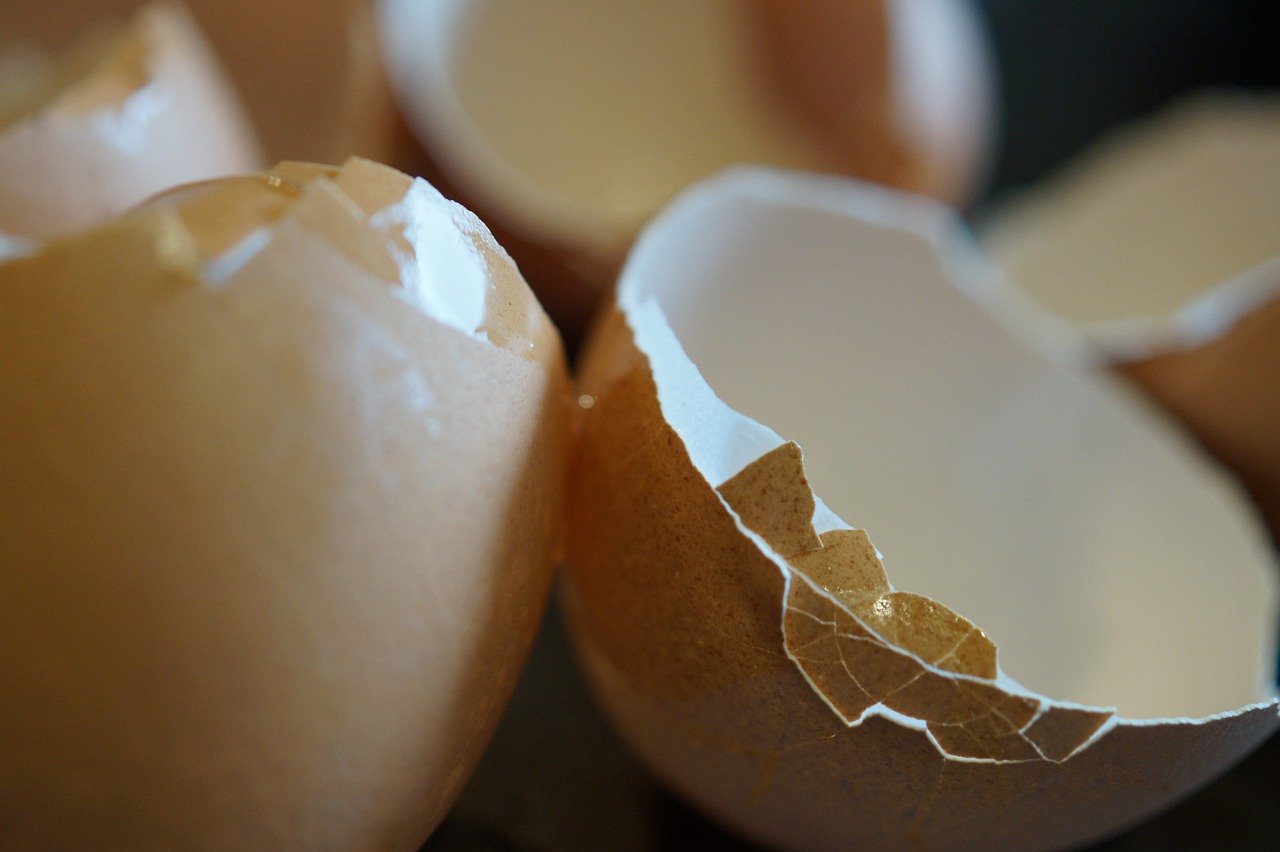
(378, 0), (996, 339)
(566, 169), (1279, 850)
(0, 158), (569, 847)
(0, 4), (262, 240)
(0, 0), (382, 164)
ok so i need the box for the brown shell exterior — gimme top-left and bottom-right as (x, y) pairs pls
(0, 163), (570, 847)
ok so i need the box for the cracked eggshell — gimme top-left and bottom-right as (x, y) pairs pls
(980, 93), (1280, 541)
(377, 0), (995, 338)
(0, 158), (569, 847)
(0, 3), (263, 241)
(565, 169), (1279, 850)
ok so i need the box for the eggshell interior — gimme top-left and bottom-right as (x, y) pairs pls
(0, 3), (262, 240)
(566, 169), (1279, 850)
(0, 158), (568, 846)
(379, 0), (993, 302)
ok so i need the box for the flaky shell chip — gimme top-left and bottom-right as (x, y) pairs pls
(0, 158), (569, 847)
(981, 93), (1280, 540)
(0, 3), (262, 242)
(565, 168), (1279, 850)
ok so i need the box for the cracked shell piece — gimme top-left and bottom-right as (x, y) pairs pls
(0, 158), (569, 847)
(0, 3), (263, 241)
(564, 168), (1279, 850)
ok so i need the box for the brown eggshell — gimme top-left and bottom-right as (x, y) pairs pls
(739, 0), (993, 203)
(565, 169), (1279, 850)
(0, 158), (569, 846)
(378, 0), (995, 342)
(0, 0), (377, 164)
(0, 4), (262, 240)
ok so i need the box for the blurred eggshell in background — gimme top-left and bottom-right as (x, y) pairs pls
(377, 0), (996, 340)
(0, 0), (383, 165)
(565, 168), (1278, 850)
(0, 3), (262, 240)
(0, 158), (569, 847)
(980, 93), (1280, 540)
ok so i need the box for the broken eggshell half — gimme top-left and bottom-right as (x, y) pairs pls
(0, 158), (568, 847)
(980, 92), (1280, 541)
(377, 0), (995, 337)
(0, 3), (263, 242)
(565, 168), (1280, 850)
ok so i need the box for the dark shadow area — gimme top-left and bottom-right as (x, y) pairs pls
(976, 0), (1280, 202)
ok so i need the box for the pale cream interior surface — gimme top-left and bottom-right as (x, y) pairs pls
(980, 95), (1280, 330)
(390, 0), (823, 253)
(623, 170), (1277, 720)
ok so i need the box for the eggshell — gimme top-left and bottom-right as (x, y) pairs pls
(0, 3), (263, 240)
(0, 158), (569, 846)
(980, 94), (1280, 539)
(378, 0), (995, 339)
(565, 169), (1279, 850)
(0, 0), (379, 164)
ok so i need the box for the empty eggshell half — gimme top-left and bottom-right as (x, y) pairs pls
(565, 169), (1279, 850)
(980, 93), (1280, 359)
(0, 3), (263, 241)
(378, 0), (995, 333)
(0, 0), (381, 165)
(0, 157), (568, 846)
(980, 93), (1280, 539)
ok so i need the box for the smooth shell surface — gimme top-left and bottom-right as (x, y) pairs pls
(0, 3), (262, 241)
(565, 169), (1279, 850)
(0, 158), (569, 847)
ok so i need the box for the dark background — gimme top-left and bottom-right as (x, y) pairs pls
(978, 0), (1280, 203)
(428, 2), (1280, 849)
